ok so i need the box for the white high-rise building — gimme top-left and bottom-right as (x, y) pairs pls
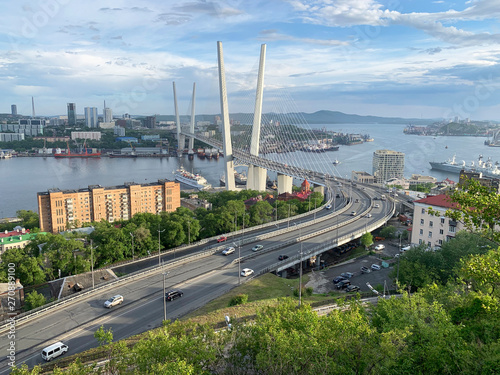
(104, 107), (113, 123)
(84, 107), (98, 128)
(372, 149), (405, 183)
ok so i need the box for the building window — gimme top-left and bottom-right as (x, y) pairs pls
(428, 231), (432, 238)
(429, 221), (433, 227)
(440, 217), (445, 224)
(421, 208), (425, 214)
(449, 226), (456, 233)
(427, 241), (431, 247)
(420, 219), (424, 225)
(419, 229), (423, 235)
(419, 239), (422, 244)
(438, 239), (443, 245)
(439, 229), (444, 235)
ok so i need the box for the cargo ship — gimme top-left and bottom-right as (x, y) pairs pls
(54, 141), (101, 158)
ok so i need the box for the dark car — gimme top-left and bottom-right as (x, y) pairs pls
(340, 272), (354, 279)
(278, 255), (289, 261)
(336, 280), (351, 289)
(345, 285), (360, 292)
(165, 290), (183, 301)
(333, 276), (347, 284)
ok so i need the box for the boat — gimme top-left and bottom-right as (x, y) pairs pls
(430, 154), (500, 178)
(0, 151), (13, 159)
(220, 171), (247, 186)
(332, 159), (340, 166)
(174, 166), (212, 190)
(108, 153), (137, 158)
(55, 141), (101, 158)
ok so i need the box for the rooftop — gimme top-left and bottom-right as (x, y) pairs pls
(414, 194), (458, 209)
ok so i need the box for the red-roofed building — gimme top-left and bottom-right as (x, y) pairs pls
(0, 227), (46, 257)
(411, 194), (463, 248)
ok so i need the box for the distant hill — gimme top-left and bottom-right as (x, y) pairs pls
(155, 110), (434, 125)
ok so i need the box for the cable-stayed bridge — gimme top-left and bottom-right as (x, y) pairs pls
(175, 42), (344, 194)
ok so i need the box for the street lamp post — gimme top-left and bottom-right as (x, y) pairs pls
(129, 232), (134, 261)
(158, 225), (165, 266)
(293, 223), (303, 307)
(163, 270), (167, 322)
(288, 204), (291, 229)
(397, 232), (402, 283)
(187, 220), (191, 245)
(90, 239), (96, 289)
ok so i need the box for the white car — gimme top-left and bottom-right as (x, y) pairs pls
(222, 246), (235, 256)
(104, 295), (123, 308)
(401, 245), (411, 252)
(351, 211), (357, 216)
(365, 213), (372, 218)
(374, 204), (380, 208)
(241, 268), (254, 277)
(325, 204), (332, 210)
(374, 244), (385, 251)
(371, 264), (381, 271)
(252, 244), (263, 252)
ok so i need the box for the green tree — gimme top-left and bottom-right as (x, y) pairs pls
(24, 290), (46, 311)
(94, 325), (113, 346)
(360, 232), (374, 249)
(16, 210), (39, 230)
(249, 200), (273, 225)
(0, 248), (45, 285)
(379, 225), (396, 239)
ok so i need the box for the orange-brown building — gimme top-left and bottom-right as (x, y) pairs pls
(38, 180), (180, 233)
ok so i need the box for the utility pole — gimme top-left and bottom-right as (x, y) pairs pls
(158, 225), (165, 266)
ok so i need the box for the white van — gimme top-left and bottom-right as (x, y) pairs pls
(41, 341), (68, 361)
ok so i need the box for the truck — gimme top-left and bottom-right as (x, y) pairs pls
(381, 194), (386, 201)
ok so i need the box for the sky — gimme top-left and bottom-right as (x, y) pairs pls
(1, 0), (500, 120)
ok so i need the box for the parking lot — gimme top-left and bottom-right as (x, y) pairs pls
(305, 240), (401, 295)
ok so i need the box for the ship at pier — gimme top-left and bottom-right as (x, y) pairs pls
(430, 154), (500, 178)
(174, 166), (212, 190)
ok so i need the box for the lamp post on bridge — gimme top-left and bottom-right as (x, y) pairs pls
(129, 232), (135, 261)
(158, 225), (165, 266)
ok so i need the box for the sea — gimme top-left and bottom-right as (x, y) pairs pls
(1, 123), (498, 218)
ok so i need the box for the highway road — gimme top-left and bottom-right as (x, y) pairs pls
(0, 184), (393, 373)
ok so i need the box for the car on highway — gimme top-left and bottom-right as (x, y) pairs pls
(165, 290), (183, 301)
(41, 341), (68, 362)
(371, 264), (381, 271)
(374, 204), (380, 208)
(217, 236), (227, 243)
(325, 204), (332, 210)
(222, 246), (235, 255)
(336, 279), (351, 289)
(374, 244), (385, 251)
(351, 211), (357, 216)
(278, 254), (289, 261)
(365, 213), (372, 218)
(333, 276), (347, 284)
(360, 266), (371, 274)
(241, 268), (254, 277)
(252, 244), (263, 252)
(104, 295), (123, 308)
(345, 285), (360, 293)
(341, 272), (354, 279)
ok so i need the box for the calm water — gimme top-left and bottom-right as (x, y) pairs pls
(1, 123), (497, 217)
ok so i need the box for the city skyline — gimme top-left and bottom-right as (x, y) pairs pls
(1, 1), (500, 120)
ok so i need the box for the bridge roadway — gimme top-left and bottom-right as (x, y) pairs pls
(183, 132), (329, 184)
(0, 185), (393, 373)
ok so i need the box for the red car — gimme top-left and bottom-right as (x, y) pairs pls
(217, 236), (227, 243)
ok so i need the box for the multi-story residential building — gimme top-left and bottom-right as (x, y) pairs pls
(372, 149), (405, 183)
(84, 107), (98, 128)
(67, 103), (77, 126)
(411, 194), (463, 248)
(38, 180), (180, 233)
(145, 116), (156, 129)
(71, 131), (102, 141)
(104, 107), (113, 123)
(11, 105), (17, 116)
(0, 119), (45, 136)
(459, 170), (500, 193)
(0, 133), (24, 142)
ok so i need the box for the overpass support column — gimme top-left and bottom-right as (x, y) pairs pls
(312, 184), (325, 195)
(277, 173), (293, 195)
(247, 165), (267, 191)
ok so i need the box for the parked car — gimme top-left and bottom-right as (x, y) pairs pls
(278, 254), (289, 261)
(222, 246), (235, 255)
(371, 264), (381, 271)
(374, 244), (385, 251)
(165, 290), (183, 301)
(401, 245), (411, 252)
(333, 276), (347, 284)
(345, 285), (360, 292)
(360, 266), (371, 274)
(341, 272), (354, 279)
(241, 268), (254, 277)
(325, 204), (332, 210)
(252, 244), (263, 252)
(104, 295), (123, 308)
(336, 279), (351, 289)
(217, 236), (227, 243)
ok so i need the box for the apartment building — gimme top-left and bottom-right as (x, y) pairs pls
(411, 194), (463, 248)
(372, 149), (405, 183)
(38, 180), (180, 233)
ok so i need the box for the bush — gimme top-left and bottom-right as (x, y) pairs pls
(228, 294), (248, 306)
(24, 290), (47, 311)
(293, 287), (313, 297)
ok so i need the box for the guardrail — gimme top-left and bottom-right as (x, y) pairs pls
(0, 187), (390, 332)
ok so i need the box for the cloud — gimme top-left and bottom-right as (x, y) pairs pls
(258, 30), (348, 46)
